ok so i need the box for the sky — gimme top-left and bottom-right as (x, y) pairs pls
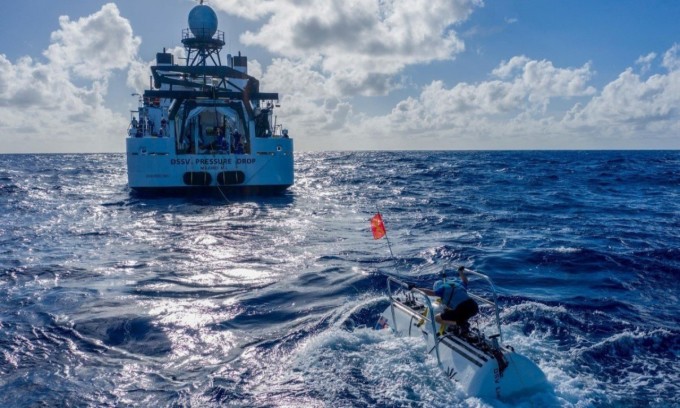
(0, 0), (679, 153)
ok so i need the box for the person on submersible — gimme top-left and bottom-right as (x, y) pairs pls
(411, 266), (479, 334)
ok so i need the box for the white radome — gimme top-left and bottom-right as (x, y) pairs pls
(188, 5), (218, 39)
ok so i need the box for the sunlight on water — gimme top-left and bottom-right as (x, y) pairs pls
(0, 152), (678, 406)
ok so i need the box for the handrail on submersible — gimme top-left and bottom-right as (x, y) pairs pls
(387, 276), (441, 365)
(387, 267), (504, 345)
(455, 268), (504, 344)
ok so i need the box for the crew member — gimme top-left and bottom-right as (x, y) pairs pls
(159, 118), (167, 137)
(412, 266), (479, 332)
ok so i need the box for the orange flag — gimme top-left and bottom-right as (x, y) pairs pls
(371, 213), (386, 240)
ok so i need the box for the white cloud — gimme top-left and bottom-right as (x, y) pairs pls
(257, 57), (354, 136)
(382, 56), (596, 130)
(208, 0), (278, 21)
(126, 59), (152, 93)
(635, 52), (656, 74)
(662, 43), (680, 71)
(331, 48), (680, 150)
(44, 3), (140, 81)
(279, 46), (680, 149)
(214, 0), (482, 96)
(0, 3), (139, 153)
(239, 5), (678, 151)
(564, 65), (680, 138)
(260, 56), (334, 99)
(2, 3), (678, 153)
(0, 54), (122, 152)
(126, 46), (185, 92)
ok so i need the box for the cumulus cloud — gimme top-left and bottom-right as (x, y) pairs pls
(256, 57), (353, 136)
(381, 56), (596, 131)
(564, 63), (680, 137)
(44, 3), (140, 80)
(126, 46), (185, 92)
(206, 0), (278, 20)
(636, 52), (656, 74)
(2, 2), (679, 153)
(492, 56), (596, 110)
(224, 0), (677, 150)
(260, 56), (333, 99)
(214, 0), (484, 147)
(662, 44), (680, 71)
(342, 46), (680, 149)
(0, 3), (139, 153)
(255, 45), (680, 149)
(213, 0), (482, 96)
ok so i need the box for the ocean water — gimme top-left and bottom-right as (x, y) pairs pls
(0, 151), (678, 407)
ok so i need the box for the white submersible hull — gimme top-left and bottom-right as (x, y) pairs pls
(377, 273), (547, 400)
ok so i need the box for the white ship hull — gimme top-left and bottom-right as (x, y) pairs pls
(126, 136), (293, 195)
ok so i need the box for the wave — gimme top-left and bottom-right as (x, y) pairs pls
(1, 151), (679, 407)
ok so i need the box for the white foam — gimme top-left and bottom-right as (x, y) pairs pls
(499, 320), (605, 407)
(271, 296), (584, 407)
(252, 298), (678, 407)
(535, 246), (582, 254)
(498, 303), (680, 406)
(287, 327), (485, 407)
(501, 301), (568, 316)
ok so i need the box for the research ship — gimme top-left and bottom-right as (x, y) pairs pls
(126, 3), (293, 195)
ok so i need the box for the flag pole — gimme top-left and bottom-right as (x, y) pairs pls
(376, 206), (395, 259)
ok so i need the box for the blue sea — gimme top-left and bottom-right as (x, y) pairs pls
(0, 151), (678, 407)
